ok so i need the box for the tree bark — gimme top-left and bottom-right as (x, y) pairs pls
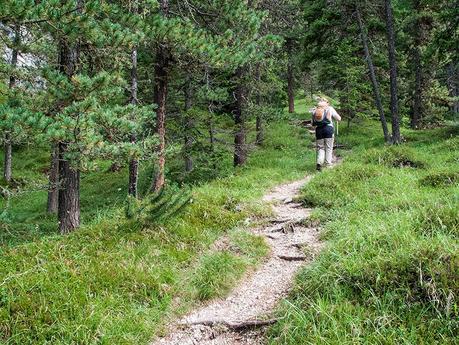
(411, 0), (423, 129)
(184, 76), (193, 172)
(47, 145), (59, 213)
(3, 134), (12, 183)
(412, 45), (423, 129)
(356, 7), (391, 143)
(57, 32), (81, 234)
(208, 115), (217, 171)
(152, 0), (169, 192)
(58, 142), (80, 234)
(256, 116), (263, 146)
(255, 65), (263, 145)
(3, 25), (19, 183)
(384, 0), (401, 144)
(128, 47), (139, 197)
(233, 67), (247, 167)
(286, 38), (295, 113)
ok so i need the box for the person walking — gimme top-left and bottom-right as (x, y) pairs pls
(312, 98), (341, 171)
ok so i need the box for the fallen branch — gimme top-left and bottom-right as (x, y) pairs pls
(278, 255), (307, 261)
(183, 318), (279, 330)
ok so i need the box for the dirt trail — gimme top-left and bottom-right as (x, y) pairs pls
(152, 177), (322, 345)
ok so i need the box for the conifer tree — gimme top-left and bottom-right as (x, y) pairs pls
(384, 0), (401, 143)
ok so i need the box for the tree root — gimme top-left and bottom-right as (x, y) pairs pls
(183, 318), (278, 331)
(278, 255), (307, 261)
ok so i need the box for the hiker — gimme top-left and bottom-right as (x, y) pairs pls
(312, 98), (341, 171)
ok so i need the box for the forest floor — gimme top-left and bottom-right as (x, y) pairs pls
(152, 175), (324, 345)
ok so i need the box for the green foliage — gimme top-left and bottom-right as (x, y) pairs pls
(269, 119), (459, 344)
(0, 115), (313, 343)
(125, 184), (192, 224)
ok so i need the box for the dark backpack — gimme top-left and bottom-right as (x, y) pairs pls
(313, 108), (331, 127)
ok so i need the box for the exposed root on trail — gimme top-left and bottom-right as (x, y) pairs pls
(151, 176), (323, 345)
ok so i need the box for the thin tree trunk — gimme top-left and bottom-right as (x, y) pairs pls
(128, 47), (139, 197)
(356, 8), (391, 143)
(447, 62), (459, 119)
(3, 134), (12, 183)
(412, 45), (423, 129)
(208, 115), (216, 171)
(3, 25), (19, 183)
(57, 33), (81, 234)
(384, 0), (401, 144)
(152, 0), (169, 192)
(233, 67), (247, 167)
(286, 38), (295, 113)
(256, 116), (263, 146)
(411, 0), (423, 129)
(184, 76), (193, 172)
(47, 145), (59, 213)
(255, 65), (263, 145)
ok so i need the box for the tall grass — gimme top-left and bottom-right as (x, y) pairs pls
(0, 117), (314, 344)
(269, 121), (459, 344)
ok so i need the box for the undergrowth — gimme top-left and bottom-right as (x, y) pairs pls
(269, 120), (459, 344)
(0, 113), (315, 344)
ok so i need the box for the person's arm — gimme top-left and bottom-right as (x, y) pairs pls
(330, 106), (342, 122)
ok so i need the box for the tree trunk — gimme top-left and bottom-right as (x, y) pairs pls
(411, 0), (423, 129)
(128, 47), (139, 198)
(286, 38), (295, 113)
(58, 142), (80, 234)
(256, 116), (263, 146)
(384, 0), (401, 144)
(356, 8), (391, 143)
(412, 45), (423, 129)
(57, 32), (81, 234)
(3, 134), (12, 183)
(47, 145), (59, 213)
(233, 67), (247, 167)
(255, 65), (263, 145)
(208, 115), (217, 171)
(447, 62), (459, 119)
(152, 0), (169, 192)
(184, 76), (193, 172)
(3, 25), (19, 183)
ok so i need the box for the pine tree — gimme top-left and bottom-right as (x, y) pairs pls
(384, 0), (401, 144)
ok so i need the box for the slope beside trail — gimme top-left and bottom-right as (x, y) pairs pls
(152, 176), (323, 345)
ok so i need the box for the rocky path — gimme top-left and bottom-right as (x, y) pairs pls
(152, 177), (322, 345)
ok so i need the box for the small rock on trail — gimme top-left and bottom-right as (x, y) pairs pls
(152, 176), (322, 345)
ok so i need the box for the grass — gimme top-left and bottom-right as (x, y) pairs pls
(268, 119), (459, 344)
(0, 112), (315, 344)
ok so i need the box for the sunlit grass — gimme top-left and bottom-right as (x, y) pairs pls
(268, 120), (459, 344)
(0, 111), (315, 344)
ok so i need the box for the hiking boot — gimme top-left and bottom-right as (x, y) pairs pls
(316, 164), (322, 171)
